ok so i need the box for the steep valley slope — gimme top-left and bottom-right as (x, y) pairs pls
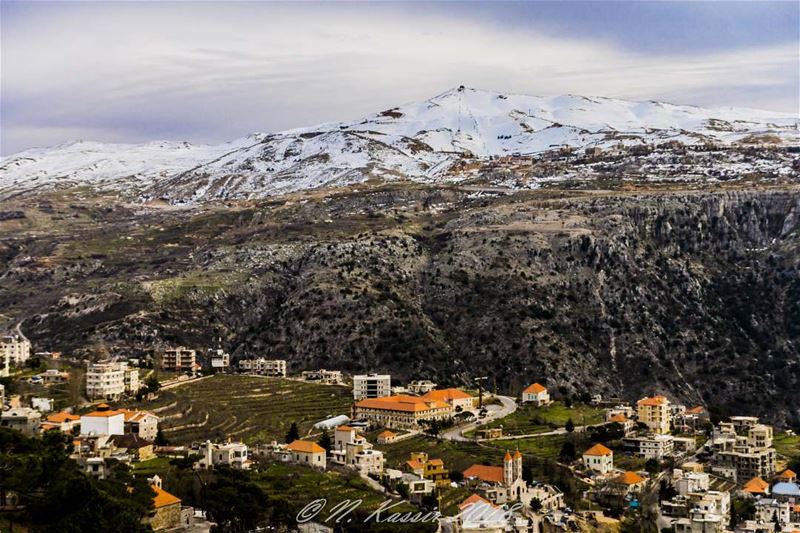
(1, 183), (798, 426)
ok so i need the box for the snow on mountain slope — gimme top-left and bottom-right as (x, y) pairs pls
(2, 87), (797, 202)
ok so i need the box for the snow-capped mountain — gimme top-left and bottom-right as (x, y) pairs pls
(2, 87), (797, 202)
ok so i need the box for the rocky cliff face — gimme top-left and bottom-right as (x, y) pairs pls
(1, 186), (798, 425)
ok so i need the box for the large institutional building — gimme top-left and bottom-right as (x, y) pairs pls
(353, 395), (452, 429)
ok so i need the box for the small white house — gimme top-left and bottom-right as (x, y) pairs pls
(522, 383), (551, 406)
(582, 443), (614, 475)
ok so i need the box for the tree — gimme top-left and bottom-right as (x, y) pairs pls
(559, 441), (576, 462)
(285, 422), (300, 443)
(565, 418), (575, 433)
(145, 376), (161, 394)
(155, 428), (168, 446)
(0, 428), (154, 532)
(645, 458), (660, 475)
(317, 429), (332, 454)
(204, 467), (269, 531)
(529, 497), (543, 513)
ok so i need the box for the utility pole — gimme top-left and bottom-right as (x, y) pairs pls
(474, 376), (488, 409)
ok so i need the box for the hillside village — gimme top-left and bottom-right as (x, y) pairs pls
(2, 332), (799, 533)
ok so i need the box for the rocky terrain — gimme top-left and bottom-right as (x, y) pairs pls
(1, 182), (798, 426)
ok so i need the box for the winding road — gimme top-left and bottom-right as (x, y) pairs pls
(441, 395), (517, 442)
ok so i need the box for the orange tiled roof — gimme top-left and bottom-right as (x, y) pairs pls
(743, 477), (769, 494)
(686, 406), (706, 415)
(406, 459), (424, 471)
(504, 451), (512, 462)
(378, 430), (396, 438)
(778, 469), (796, 479)
(354, 395), (450, 413)
(614, 471), (645, 485)
(421, 388), (473, 402)
(638, 396), (668, 407)
(286, 440), (325, 454)
(459, 493), (497, 510)
(336, 425), (355, 432)
(46, 412), (80, 423)
(514, 450), (522, 459)
(523, 383), (547, 394)
(428, 458), (444, 466)
(82, 409), (124, 418)
(463, 464), (504, 484)
(583, 443), (613, 457)
(152, 485), (181, 508)
(609, 414), (628, 423)
(119, 409), (158, 422)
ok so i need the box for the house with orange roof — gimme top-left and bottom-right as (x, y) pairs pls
(607, 412), (635, 435)
(286, 439), (327, 469)
(522, 383), (551, 406)
(80, 404), (124, 436)
(118, 409), (160, 441)
(421, 388), (475, 411)
(583, 443), (614, 475)
(610, 471), (646, 494)
(742, 476), (770, 496)
(402, 452), (448, 487)
(777, 469), (797, 483)
(636, 396), (671, 434)
(463, 451), (564, 509)
(352, 395), (453, 429)
(145, 481), (183, 531)
(40, 411), (81, 433)
(377, 430), (397, 444)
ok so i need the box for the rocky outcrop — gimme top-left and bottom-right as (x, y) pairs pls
(2, 186), (798, 426)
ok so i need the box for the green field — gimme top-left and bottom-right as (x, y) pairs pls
(253, 462), (434, 532)
(774, 433), (800, 461)
(471, 401), (605, 436)
(127, 375), (353, 445)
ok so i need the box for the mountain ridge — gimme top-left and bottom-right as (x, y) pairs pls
(2, 87), (797, 202)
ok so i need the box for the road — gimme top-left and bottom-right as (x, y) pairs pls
(441, 395), (517, 442)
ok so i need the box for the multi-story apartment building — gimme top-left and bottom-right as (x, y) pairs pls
(161, 347), (197, 373)
(86, 361), (140, 400)
(623, 434), (675, 460)
(0, 349), (9, 378)
(120, 409), (160, 441)
(353, 374), (392, 400)
(238, 358), (287, 377)
(637, 395), (671, 434)
(715, 423), (776, 482)
(1, 335), (31, 366)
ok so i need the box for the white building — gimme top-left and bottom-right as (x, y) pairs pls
(209, 349), (230, 370)
(197, 441), (250, 470)
(0, 407), (42, 436)
(121, 410), (160, 442)
(407, 380), (437, 395)
(238, 358), (286, 377)
(522, 383), (551, 406)
(353, 374), (392, 400)
(0, 349), (9, 377)
(80, 406), (125, 436)
(582, 443), (614, 475)
(86, 361), (140, 400)
(623, 434), (675, 460)
(301, 369), (343, 384)
(332, 425), (385, 476)
(31, 397), (54, 413)
(1, 335), (31, 366)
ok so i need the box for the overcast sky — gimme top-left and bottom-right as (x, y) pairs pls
(1, 1), (798, 156)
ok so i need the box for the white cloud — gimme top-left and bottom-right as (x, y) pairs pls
(1, 3), (797, 154)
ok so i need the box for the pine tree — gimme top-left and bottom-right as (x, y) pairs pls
(285, 422), (300, 443)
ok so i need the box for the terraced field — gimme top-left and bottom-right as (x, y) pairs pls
(130, 375), (352, 445)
